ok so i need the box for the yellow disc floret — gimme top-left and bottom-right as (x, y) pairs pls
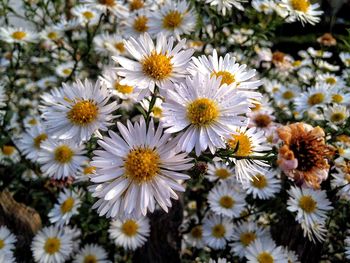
(44, 237), (61, 254)
(228, 133), (253, 157)
(12, 31), (27, 40)
(211, 224), (226, 238)
(219, 196), (235, 209)
(290, 0), (310, 12)
(67, 100), (98, 126)
(162, 11), (183, 30)
(54, 145), (74, 164)
(299, 195), (317, 213)
(142, 52), (173, 80)
(60, 197), (75, 214)
(211, 71), (235, 86)
(121, 219), (139, 237)
(133, 16), (149, 33)
(187, 98), (219, 126)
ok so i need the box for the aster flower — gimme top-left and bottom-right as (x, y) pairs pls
(109, 216), (150, 250)
(0, 145), (20, 165)
(73, 244), (111, 263)
(71, 5), (102, 26)
(206, 0), (246, 15)
(202, 214), (234, 249)
(31, 225), (74, 263)
(113, 33), (194, 91)
(208, 180), (247, 218)
(277, 123), (333, 189)
(206, 161), (235, 182)
(162, 73), (250, 156)
(281, 0), (323, 25)
(41, 79), (118, 142)
(90, 117), (192, 218)
(37, 138), (87, 180)
(0, 226), (17, 257)
(122, 10), (151, 37)
(0, 26), (37, 44)
(245, 237), (287, 263)
(324, 105), (349, 126)
(48, 188), (82, 226)
(230, 221), (269, 259)
(81, 0), (128, 17)
(183, 225), (205, 248)
(148, 0), (196, 40)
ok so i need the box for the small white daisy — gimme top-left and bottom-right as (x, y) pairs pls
(41, 79), (118, 142)
(0, 226), (16, 257)
(340, 52), (350, 67)
(324, 104), (349, 125)
(245, 237), (287, 263)
(48, 188), (82, 226)
(90, 117), (192, 218)
(206, 0), (246, 15)
(81, 0), (128, 17)
(331, 167), (350, 200)
(40, 27), (63, 42)
(0, 145), (20, 165)
(148, 0), (196, 39)
(71, 5), (102, 26)
(31, 225), (74, 263)
(114, 32), (194, 91)
(109, 216), (150, 250)
(73, 244), (111, 263)
(242, 169), (281, 200)
(183, 224), (205, 248)
(55, 61), (76, 78)
(37, 138), (87, 180)
(0, 26), (37, 44)
(208, 180), (247, 218)
(162, 73), (250, 156)
(280, 0), (323, 25)
(122, 10), (151, 37)
(202, 214), (233, 249)
(206, 161), (235, 182)
(230, 221), (269, 259)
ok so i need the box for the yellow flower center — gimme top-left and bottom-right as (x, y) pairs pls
(251, 174), (268, 189)
(299, 195), (317, 213)
(2, 145), (15, 156)
(63, 68), (72, 75)
(219, 195), (235, 209)
(67, 100), (98, 126)
(152, 106), (162, 118)
(121, 220), (139, 237)
(0, 239), (4, 249)
(330, 112), (346, 122)
(346, 58), (350, 65)
(325, 77), (336, 85)
(133, 16), (149, 33)
(83, 166), (96, 175)
(33, 133), (48, 149)
(28, 118), (37, 125)
(48, 32), (58, 40)
(292, 60), (302, 67)
(84, 255), (97, 263)
(252, 101), (262, 111)
(307, 93), (325, 106)
(186, 98), (219, 126)
(99, 0), (116, 7)
(211, 71), (235, 86)
(54, 145), (74, 164)
(190, 226), (203, 239)
(60, 197), (75, 214)
(215, 168), (230, 179)
(124, 147), (160, 183)
(282, 91), (294, 100)
(114, 81), (134, 94)
(12, 31), (27, 40)
(114, 42), (125, 53)
(129, 0), (144, 11)
(290, 0), (310, 12)
(257, 252), (274, 263)
(162, 10), (183, 30)
(211, 224), (226, 238)
(44, 237), (61, 254)
(141, 52), (173, 80)
(228, 133), (253, 157)
(240, 231), (256, 246)
(83, 11), (95, 20)
(332, 94), (343, 103)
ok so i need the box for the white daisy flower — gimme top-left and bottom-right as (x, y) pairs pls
(71, 5), (102, 26)
(188, 49), (262, 100)
(331, 167), (350, 200)
(203, 214), (233, 249)
(226, 127), (271, 182)
(329, 87), (350, 105)
(307, 47), (332, 58)
(300, 221), (328, 243)
(230, 221), (269, 259)
(245, 237), (287, 263)
(280, 0), (323, 25)
(109, 216), (150, 250)
(0, 26), (37, 44)
(90, 118), (192, 218)
(294, 83), (331, 114)
(37, 139), (87, 180)
(316, 73), (345, 88)
(340, 52), (350, 67)
(55, 61), (76, 78)
(324, 104), (349, 125)
(205, 0), (246, 15)
(148, 0), (196, 40)
(40, 27), (63, 42)
(242, 169), (281, 200)
(274, 84), (300, 107)
(206, 161), (235, 182)
(75, 163), (96, 183)
(41, 79), (118, 142)
(183, 225), (205, 248)
(282, 247), (300, 263)
(208, 180), (247, 218)
(73, 244), (111, 263)
(122, 10), (151, 37)
(31, 225), (74, 263)
(0, 226), (16, 257)
(251, 0), (275, 14)
(162, 73), (250, 156)
(0, 145), (20, 165)
(100, 69), (141, 101)
(16, 125), (49, 162)
(48, 188), (82, 226)
(81, 0), (128, 17)
(315, 59), (340, 71)
(114, 33), (194, 91)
